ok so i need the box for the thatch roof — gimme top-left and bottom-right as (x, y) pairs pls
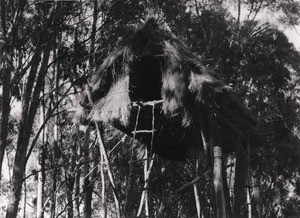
(82, 17), (257, 160)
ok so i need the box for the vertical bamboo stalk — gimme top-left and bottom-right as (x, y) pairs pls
(252, 170), (261, 218)
(144, 150), (149, 217)
(100, 147), (107, 218)
(95, 123), (121, 218)
(199, 116), (209, 157)
(51, 45), (59, 218)
(84, 3), (98, 214)
(237, 0), (241, 27)
(137, 101), (157, 217)
(222, 160), (232, 217)
(193, 184), (202, 218)
(22, 180), (26, 218)
(246, 187), (252, 218)
(213, 146), (226, 218)
(37, 90), (46, 218)
(85, 88), (119, 217)
(193, 158), (202, 218)
(74, 165), (80, 218)
(227, 155), (235, 200)
(83, 127), (92, 218)
(246, 141), (252, 218)
(210, 114), (227, 218)
(136, 154), (155, 217)
(233, 143), (247, 218)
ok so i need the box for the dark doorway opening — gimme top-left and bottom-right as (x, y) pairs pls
(129, 56), (164, 101)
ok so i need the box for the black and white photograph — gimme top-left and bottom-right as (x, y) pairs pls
(0, 0), (299, 217)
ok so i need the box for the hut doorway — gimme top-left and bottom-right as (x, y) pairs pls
(129, 56), (164, 101)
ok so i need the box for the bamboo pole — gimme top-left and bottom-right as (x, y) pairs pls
(124, 105), (141, 215)
(193, 183), (202, 218)
(22, 180), (26, 218)
(100, 142), (107, 218)
(157, 170), (211, 218)
(51, 52), (59, 218)
(83, 127), (93, 218)
(37, 88), (46, 218)
(136, 101), (157, 217)
(144, 150), (149, 217)
(213, 146), (226, 218)
(95, 123), (121, 218)
(252, 169), (261, 218)
(193, 158), (203, 218)
(86, 88), (120, 217)
(246, 140), (252, 218)
(222, 160), (232, 217)
(136, 154), (155, 217)
(210, 114), (227, 218)
(246, 187), (252, 218)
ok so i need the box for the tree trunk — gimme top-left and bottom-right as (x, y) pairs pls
(37, 92), (46, 218)
(89, 0), (97, 74)
(82, 2), (98, 215)
(51, 167), (57, 218)
(83, 127), (93, 218)
(36, 154), (45, 218)
(0, 65), (10, 181)
(74, 168), (80, 217)
(6, 43), (51, 218)
(74, 128), (81, 217)
(22, 180), (27, 218)
(66, 175), (75, 218)
(0, 0), (26, 180)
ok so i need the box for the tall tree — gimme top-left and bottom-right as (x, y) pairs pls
(0, 0), (26, 181)
(6, 3), (65, 217)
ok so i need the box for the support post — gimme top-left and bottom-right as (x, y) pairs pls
(211, 114), (227, 218)
(213, 146), (226, 218)
(233, 143), (247, 218)
(252, 168), (261, 218)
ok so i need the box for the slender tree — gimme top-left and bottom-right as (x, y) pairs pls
(0, 0), (26, 181)
(37, 90), (47, 218)
(6, 3), (64, 217)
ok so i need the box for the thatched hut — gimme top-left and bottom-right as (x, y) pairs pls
(81, 17), (257, 161)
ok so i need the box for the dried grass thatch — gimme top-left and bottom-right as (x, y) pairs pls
(81, 15), (257, 160)
(87, 17), (230, 126)
(89, 74), (131, 125)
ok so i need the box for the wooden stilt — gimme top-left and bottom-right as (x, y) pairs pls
(213, 146), (226, 218)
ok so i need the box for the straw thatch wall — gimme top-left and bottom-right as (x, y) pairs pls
(88, 17), (228, 125)
(82, 16), (257, 160)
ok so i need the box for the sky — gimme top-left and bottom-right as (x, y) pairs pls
(225, 1), (300, 51)
(279, 25), (300, 50)
(260, 9), (300, 50)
